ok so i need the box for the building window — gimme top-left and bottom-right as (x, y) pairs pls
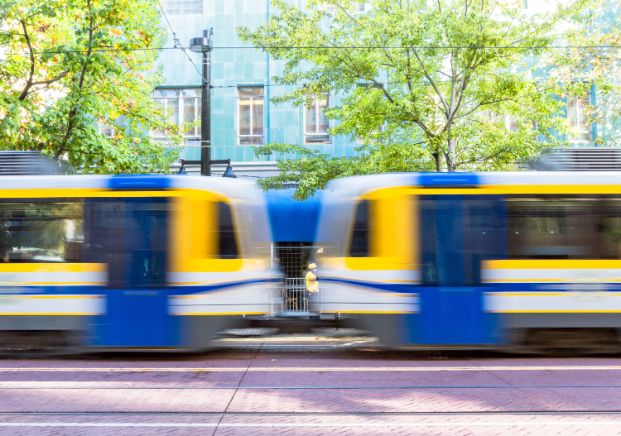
(98, 121), (115, 138)
(238, 87), (264, 145)
(163, 0), (202, 14)
(505, 114), (518, 131)
(153, 88), (201, 138)
(319, 2), (369, 15)
(304, 95), (330, 144)
(567, 95), (592, 143)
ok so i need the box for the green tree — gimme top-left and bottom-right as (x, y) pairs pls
(240, 0), (614, 198)
(0, 0), (179, 173)
(550, 0), (621, 146)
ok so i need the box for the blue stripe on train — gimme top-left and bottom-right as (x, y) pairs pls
(108, 175), (171, 190)
(0, 278), (280, 296)
(3, 278), (616, 298)
(320, 277), (417, 294)
(417, 172), (479, 187)
(312, 277), (621, 294)
(482, 283), (621, 292)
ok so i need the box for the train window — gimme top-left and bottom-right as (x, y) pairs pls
(217, 202), (239, 259)
(349, 200), (370, 257)
(507, 196), (621, 259)
(0, 200), (83, 263)
(84, 198), (168, 288)
(592, 199), (621, 259)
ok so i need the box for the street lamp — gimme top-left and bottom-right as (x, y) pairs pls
(189, 29), (213, 176)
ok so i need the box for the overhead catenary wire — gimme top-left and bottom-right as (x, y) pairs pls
(153, 0), (204, 84)
(2, 44), (620, 58)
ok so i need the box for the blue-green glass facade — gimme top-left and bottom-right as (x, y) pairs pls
(157, 0), (619, 169)
(157, 0), (358, 164)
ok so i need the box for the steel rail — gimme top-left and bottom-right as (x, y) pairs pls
(2, 410), (621, 416)
(0, 384), (621, 390)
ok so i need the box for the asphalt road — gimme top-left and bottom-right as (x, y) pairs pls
(2, 335), (621, 434)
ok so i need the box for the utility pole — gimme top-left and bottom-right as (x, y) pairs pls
(190, 29), (213, 176)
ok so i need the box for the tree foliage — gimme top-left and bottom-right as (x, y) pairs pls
(549, 0), (621, 146)
(0, 0), (178, 173)
(240, 0), (619, 198)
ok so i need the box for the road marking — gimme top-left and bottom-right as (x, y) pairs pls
(0, 421), (621, 428)
(0, 383), (620, 389)
(0, 365), (620, 372)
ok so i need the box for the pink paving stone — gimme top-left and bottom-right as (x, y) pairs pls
(240, 369), (506, 388)
(487, 369), (621, 387)
(215, 413), (621, 436)
(246, 356), (621, 370)
(4, 353), (621, 434)
(0, 357), (254, 369)
(226, 388), (546, 413)
(0, 388), (235, 413)
(226, 386), (621, 414)
(5, 415), (621, 436)
(0, 370), (244, 387)
(9, 428), (209, 436)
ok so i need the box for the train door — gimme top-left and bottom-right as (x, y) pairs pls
(417, 195), (503, 345)
(87, 196), (175, 347)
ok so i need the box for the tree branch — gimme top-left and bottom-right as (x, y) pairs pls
(18, 20), (35, 101)
(455, 143), (515, 168)
(455, 97), (514, 120)
(411, 49), (449, 116)
(324, 38), (397, 105)
(31, 70), (70, 88)
(55, 0), (94, 159)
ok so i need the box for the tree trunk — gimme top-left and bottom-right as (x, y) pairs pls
(54, 0), (93, 160)
(446, 138), (456, 172)
(432, 151), (441, 172)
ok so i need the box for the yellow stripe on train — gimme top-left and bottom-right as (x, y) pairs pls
(0, 263), (106, 273)
(483, 259), (621, 270)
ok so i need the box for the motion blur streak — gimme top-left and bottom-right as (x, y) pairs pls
(315, 172), (621, 352)
(0, 175), (279, 353)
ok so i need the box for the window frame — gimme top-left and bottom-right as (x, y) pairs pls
(304, 94), (331, 145)
(152, 87), (201, 140)
(237, 86), (264, 146)
(98, 121), (115, 138)
(566, 94), (592, 143)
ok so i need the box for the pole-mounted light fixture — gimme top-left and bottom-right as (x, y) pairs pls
(189, 29), (213, 176)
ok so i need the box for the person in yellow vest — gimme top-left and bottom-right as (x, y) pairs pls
(305, 263), (319, 293)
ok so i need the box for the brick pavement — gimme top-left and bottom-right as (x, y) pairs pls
(1, 347), (621, 434)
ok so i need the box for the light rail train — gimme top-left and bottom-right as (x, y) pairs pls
(315, 172), (621, 351)
(0, 175), (278, 352)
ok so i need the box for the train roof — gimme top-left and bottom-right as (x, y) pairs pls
(324, 172), (621, 197)
(0, 175), (261, 200)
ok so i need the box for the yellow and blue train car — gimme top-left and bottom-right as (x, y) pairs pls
(316, 172), (621, 349)
(0, 175), (278, 352)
